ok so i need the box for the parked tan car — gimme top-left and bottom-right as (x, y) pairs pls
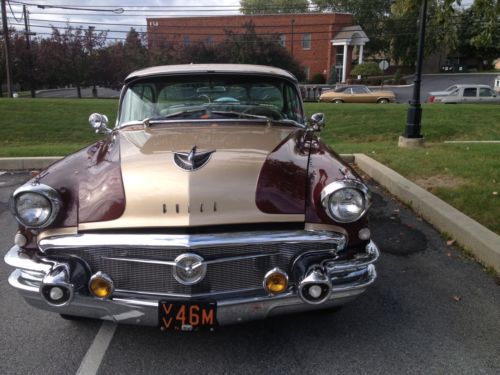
(319, 85), (396, 103)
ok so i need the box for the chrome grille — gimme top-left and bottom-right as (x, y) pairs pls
(42, 231), (345, 296)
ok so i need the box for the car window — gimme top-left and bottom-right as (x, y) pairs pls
(463, 88), (477, 97)
(479, 88), (494, 97)
(120, 75), (304, 124)
(446, 85), (458, 92)
(448, 89), (459, 96)
(351, 86), (368, 94)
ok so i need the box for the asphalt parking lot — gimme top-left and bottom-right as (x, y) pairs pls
(1, 171), (499, 375)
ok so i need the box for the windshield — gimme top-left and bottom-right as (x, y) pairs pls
(119, 74), (304, 125)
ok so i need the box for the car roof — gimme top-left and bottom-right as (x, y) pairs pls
(452, 84), (492, 88)
(125, 64), (297, 83)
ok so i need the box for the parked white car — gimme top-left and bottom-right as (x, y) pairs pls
(428, 84), (499, 104)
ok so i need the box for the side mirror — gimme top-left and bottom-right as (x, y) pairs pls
(308, 112), (325, 132)
(88, 113), (112, 135)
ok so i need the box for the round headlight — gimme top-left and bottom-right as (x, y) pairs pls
(10, 184), (61, 228)
(15, 192), (52, 226)
(321, 180), (371, 223)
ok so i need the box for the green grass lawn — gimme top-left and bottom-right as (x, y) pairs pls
(0, 98), (499, 234)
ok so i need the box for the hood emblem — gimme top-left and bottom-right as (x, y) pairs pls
(172, 253), (207, 285)
(173, 146), (215, 171)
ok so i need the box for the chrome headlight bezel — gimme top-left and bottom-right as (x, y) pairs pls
(10, 183), (61, 229)
(320, 180), (371, 223)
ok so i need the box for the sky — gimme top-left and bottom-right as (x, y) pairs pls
(6, 0), (242, 41)
(6, 0), (475, 42)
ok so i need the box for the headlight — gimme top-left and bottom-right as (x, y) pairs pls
(10, 184), (61, 228)
(320, 180), (371, 223)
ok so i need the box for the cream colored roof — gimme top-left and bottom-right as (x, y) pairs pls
(125, 64), (297, 83)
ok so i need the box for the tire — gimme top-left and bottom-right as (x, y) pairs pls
(377, 98), (389, 104)
(332, 99), (344, 104)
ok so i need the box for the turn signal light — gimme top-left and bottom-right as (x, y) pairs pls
(89, 272), (114, 299)
(263, 268), (288, 295)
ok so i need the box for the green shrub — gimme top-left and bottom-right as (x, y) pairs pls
(310, 73), (326, 84)
(351, 62), (382, 79)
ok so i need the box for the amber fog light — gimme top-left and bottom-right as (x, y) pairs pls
(89, 272), (114, 299)
(263, 268), (288, 295)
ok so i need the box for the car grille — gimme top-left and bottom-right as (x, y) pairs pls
(45, 242), (337, 296)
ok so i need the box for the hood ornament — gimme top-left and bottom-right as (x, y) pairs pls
(173, 146), (215, 171)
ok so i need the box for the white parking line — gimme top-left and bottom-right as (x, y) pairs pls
(0, 171), (6, 176)
(76, 321), (117, 375)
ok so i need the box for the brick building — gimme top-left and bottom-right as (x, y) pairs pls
(147, 13), (369, 83)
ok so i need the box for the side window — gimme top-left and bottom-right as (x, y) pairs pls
(463, 88), (477, 97)
(302, 33), (311, 50)
(448, 89), (458, 96)
(278, 34), (286, 47)
(479, 88), (493, 97)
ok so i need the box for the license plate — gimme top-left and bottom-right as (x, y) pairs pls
(159, 301), (217, 331)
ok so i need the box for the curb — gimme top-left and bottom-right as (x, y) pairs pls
(353, 153), (500, 273)
(0, 157), (62, 170)
(1, 154), (498, 273)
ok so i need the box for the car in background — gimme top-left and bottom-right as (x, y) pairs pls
(318, 85), (396, 104)
(428, 84), (499, 104)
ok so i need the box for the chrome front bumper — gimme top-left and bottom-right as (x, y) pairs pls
(4, 240), (379, 326)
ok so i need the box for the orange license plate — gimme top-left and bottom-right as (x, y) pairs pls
(159, 301), (217, 331)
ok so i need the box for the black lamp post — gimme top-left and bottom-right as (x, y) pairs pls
(400, 0), (428, 147)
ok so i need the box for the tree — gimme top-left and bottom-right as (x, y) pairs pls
(240, 0), (309, 14)
(389, 0), (460, 66)
(311, 1), (393, 57)
(454, 0), (500, 69)
(218, 22), (306, 81)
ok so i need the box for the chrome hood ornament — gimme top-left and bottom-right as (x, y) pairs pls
(173, 146), (215, 171)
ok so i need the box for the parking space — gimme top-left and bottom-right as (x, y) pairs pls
(1, 171), (498, 374)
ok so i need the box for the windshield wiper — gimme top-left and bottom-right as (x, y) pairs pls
(210, 110), (269, 120)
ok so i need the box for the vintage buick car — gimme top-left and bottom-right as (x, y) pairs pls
(5, 64), (378, 330)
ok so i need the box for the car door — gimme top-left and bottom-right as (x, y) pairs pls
(478, 87), (498, 104)
(461, 87), (478, 103)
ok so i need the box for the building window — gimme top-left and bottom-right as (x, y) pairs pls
(302, 33), (311, 50)
(183, 35), (190, 47)
(207, 36), (214, 45)
(335, 48), (344, 83)
(278, 34), (286, 47)
(304, 66), (310, 81)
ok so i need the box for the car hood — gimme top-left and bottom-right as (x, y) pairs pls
(79, 123), (307, 230)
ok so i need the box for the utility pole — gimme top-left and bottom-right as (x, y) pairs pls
(1, 0), (14, 97)
(23, 5), (36, 98)
(399, 0), (427, 148)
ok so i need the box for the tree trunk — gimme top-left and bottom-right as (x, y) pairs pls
(76, 85), (82, 98)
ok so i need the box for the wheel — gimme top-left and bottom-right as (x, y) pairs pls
(377, 98), (389, 104)
(332, 99), (344, 104)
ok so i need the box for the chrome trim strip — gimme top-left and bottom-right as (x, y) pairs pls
(325, 241), (379, 274)
(4, 246), (53, 273)
(39, 230), (347, 252)
(102, 251), (280, 267)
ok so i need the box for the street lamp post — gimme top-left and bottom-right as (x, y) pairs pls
(399, 0), (428, 148)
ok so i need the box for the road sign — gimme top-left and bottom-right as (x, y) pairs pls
(379, 60), (389, 71)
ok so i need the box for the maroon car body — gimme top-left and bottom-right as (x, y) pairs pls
(5, 64), (378, 330)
